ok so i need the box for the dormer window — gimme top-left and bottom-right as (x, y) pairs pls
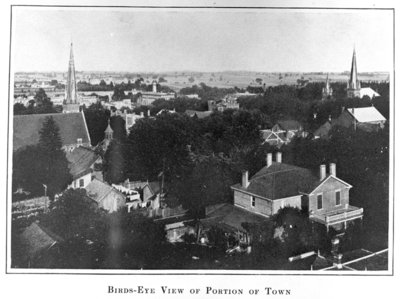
(77, 138), (82, 146)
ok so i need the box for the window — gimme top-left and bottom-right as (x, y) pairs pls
(79, 179), (84, 187)
(251, 196), (256, 207)
(77, 138), (82, 146)
(317, 194), (323, 210)
(336, 191), (341, 206)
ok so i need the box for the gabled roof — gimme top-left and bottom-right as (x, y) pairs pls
(20, 222), (64, 259)
(360, 87), (380, 98)
(261, 130), (287, 143)
(85, 178), (124, 204)
(346, 107), (386, 123)
(314, 119), (338, 138)
(66, 147), (99, 180)
(232, 162), (320, 200)
(13, 112), (91, 151)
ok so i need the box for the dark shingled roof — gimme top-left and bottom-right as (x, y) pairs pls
(19, 222), (64, 259)
(13, 112), (90, 151)
(85, 178), (124, 205)
(231, 162), (320, 200)
(66, 147), (99, 180)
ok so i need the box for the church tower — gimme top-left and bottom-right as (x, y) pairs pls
(322, 74), (333, 100)
(103, 119), (114, 149)
(63, 42), (80, 113)
(346, 48), (361, 98)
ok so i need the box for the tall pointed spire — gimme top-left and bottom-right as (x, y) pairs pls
(322, 73), (332, 100)
(349, 47), (359, 89)
(347, 47), (361, 98)
(65, 42), (78, 104)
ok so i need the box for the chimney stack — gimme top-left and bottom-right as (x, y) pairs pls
(266, 153), (272, 167)
(242, 171), (249, 188)
(320, 165), (326, 181)
(276, 152), (282, 163)
(329, 163), (336, 177)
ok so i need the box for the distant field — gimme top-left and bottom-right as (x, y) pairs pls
(151, 71), (390, 92)
(15, 71), (390, 93)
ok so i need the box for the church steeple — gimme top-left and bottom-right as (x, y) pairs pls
(65, 42), (78, 104)
(322, 74), (333, 100)
(347, 47), (361, 98)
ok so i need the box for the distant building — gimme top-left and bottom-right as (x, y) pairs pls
(184, 110), (213, 119)
(85, 178), (126, 213)
(322, 74), (333, 100)
(156, 108), (176, 115)
(13, 112), (91, 152)
(231, 152), (363, 231)
(346, 48), (380, 99)
(359, 87), (380, 99)
(336, 106), (386, 132)
(63, 43), (80, 113)
(347, 48), (362, 98)
(132, 81), (176, 106)
(207, 92), (249, 112)
(102, 119), (113, 150)
(261, 120), (305, 147)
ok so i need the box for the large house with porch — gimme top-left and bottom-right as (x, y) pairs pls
(230, 152), (363, 231)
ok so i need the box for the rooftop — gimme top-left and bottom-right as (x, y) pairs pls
(347, 106), (386, 123)
(232, 162), (320, 200)
(13, 112), (90, 151)
(66, 147), (99, 180)
(85, 178), (124, 204)
(19, 222), (64, 259)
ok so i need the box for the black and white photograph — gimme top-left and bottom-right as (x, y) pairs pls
(1, 0), (399, 298)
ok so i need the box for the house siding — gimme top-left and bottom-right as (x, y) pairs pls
(233, 190), (272, 216)
(70, 172), (92, 189)
(308, 178), (350, 214)
(100, 192), (125, 213)
(272, 195), (302, 214)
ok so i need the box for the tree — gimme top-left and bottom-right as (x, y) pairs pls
(37, 116), (72, 198)
(83, 103), (110, 146)
(171, 154), (236, 218)
(103, 140), (127, 184)
(13, 103), (27, 115)
(13, 117), (72, 199)
(40, 188), (103, 240)
(126, 113), (200, 181)
(102, 209), (166, 269)
(272, 207), (314, 257)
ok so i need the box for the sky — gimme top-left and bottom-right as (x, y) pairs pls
(12, 7), (394, 73)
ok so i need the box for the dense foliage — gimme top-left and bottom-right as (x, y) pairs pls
(12, 116), (72, 199)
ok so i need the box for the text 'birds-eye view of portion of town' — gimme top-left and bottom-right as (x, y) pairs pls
(9, 7), (392, 272)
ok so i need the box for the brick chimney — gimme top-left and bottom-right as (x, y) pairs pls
(329, 163), (336, 177)
(320, 164), (326, 181)
(242, 171), (249, 188)
(266, 153), (272, 167)
(276, 152), (282, 163)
